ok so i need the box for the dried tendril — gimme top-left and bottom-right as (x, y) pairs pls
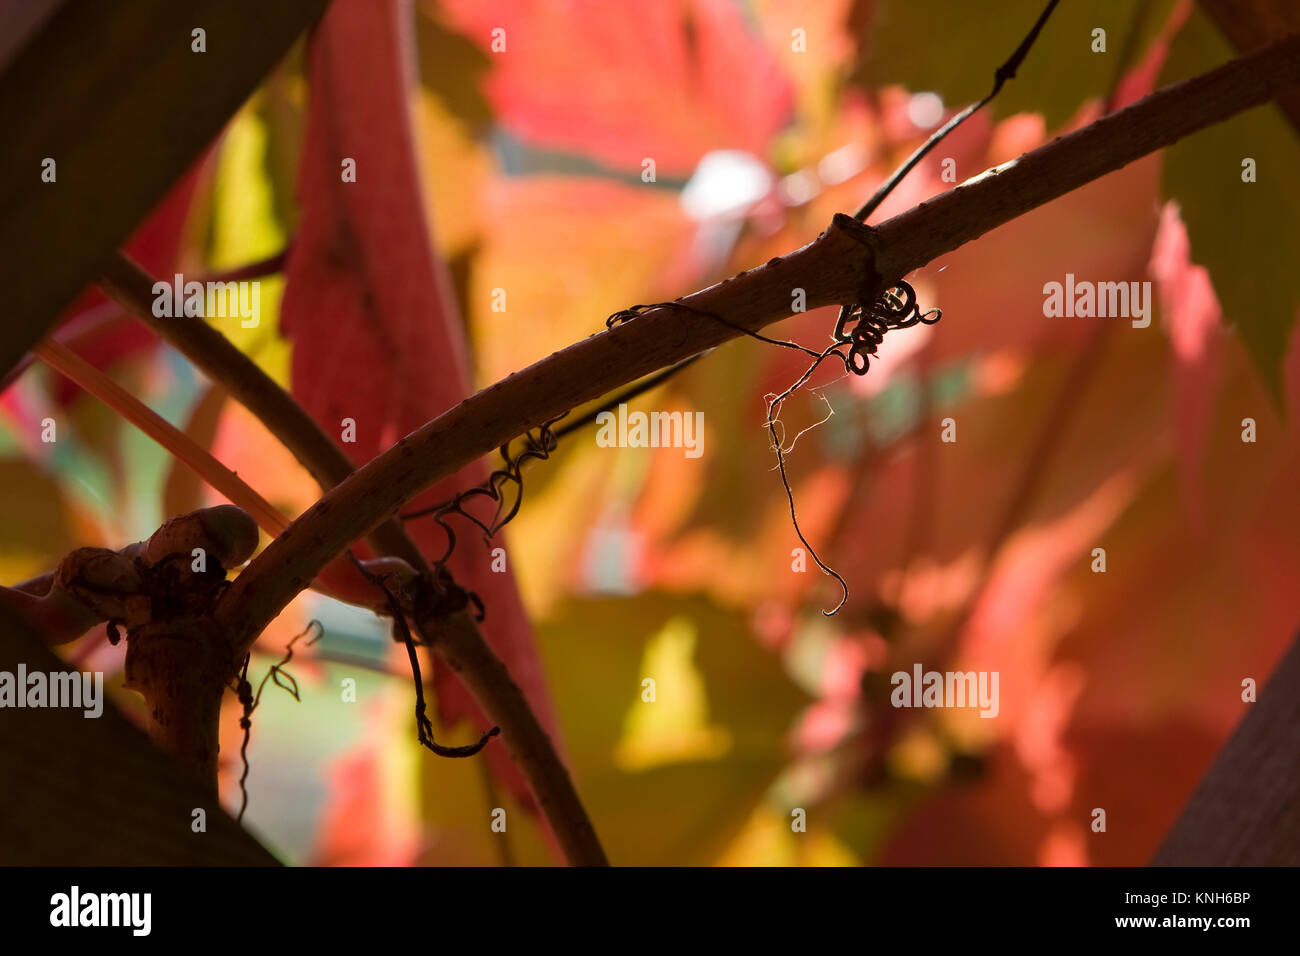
(346, 551), (499, 759)
(232, 619), (324, 822)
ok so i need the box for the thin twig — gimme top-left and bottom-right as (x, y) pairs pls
(417, 605), (609, 866)
(853, 0), (1061, 222)
(33, 338), (290, 535)
(198, 246), (291, 285)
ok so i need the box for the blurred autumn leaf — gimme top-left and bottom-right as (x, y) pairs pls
(535, 592), (810, 865)
(415, 0), (494, 131)
(1159, 8), (1300, 399)
(0, 459), (84, 581)
(440, 0), (796, 178)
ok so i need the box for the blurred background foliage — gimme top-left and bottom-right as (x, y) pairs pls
(6, 0), (1300, 865)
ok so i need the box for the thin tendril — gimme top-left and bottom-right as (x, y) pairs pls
(232, 620), (324, 822)
(609, 301), (862, 614)
(346, 551), (499, 759)
(399, 420), (562, 572)
(763, 343), (858, 615)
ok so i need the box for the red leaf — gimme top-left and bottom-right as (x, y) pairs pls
(281, 0), (562, 808)
(309, 714), (421, 867)
(440, 0), (795, 178)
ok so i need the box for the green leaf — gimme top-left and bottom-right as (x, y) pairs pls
(0, 459), (82, 582)
(207, 105), (292, 372)
(853, 0), (1173, 131)
(1158, 10), (1300, 399)
(415, 3), (493, 132)
(535, 592), (811, 865)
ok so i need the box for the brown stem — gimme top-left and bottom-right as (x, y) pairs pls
(195, 247), (290, 284)
(33, 333), (404, 611)
(0, 581), (103, 645)
(422, 610), (608, 866)
(34, 338), (291, 535)
(215, 34), (1300, 656)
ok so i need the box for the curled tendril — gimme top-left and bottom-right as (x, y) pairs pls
(600, 290), (937, 616)
(833, 281), (941, 375)
(346, 551), (499, 759)
(400, 419), (562, 575)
